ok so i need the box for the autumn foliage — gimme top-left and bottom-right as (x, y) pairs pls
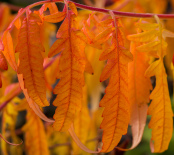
(1, 0), (174, 154)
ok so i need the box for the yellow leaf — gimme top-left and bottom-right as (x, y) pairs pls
(40, 21), (57, 56)
(85, 45), (104, 112)
(45, 56), (60, 85)
(72, 86), (91, 154)
(127, 30), (159, 43)
(148, 60), (173, 153)
(129, 19), (173, 153)
(135, 22), (159, 31)
(46, 125), (69, 155)
(22, 108), (50, 155)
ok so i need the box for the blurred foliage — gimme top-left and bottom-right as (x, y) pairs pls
(0, 0), (174, 155)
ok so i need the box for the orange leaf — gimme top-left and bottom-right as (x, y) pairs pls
(17, 74), (54, 123)
(2, 30), (17, 71)
(16, 11), (49, 107)
(44, 11), (66, 23)
(49, 9), (91, 132)
(0, 50), (8, 70)
(40, 2), (59, 15)
(68, 1), (78, 16)
(14, 18), (21, 29)
(99, 18), (133, 152)
(117, 41), (151, 150)
(0, 72), (2, 88)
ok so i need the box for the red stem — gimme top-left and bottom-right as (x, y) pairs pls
(5, 0), (174, 31)
(71, 1), (174, 19)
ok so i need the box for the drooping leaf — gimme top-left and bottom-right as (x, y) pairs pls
(48, 3), (91, 132)
(17, 74), (54, 123)
(117, 41), (152, 151)
(146, 59), (173, 153)
(98, 17), (133, 152)
(2, 30), (17, 71)
(0, 50), (8, 71)
(16, 11), (49, 107)
(128, 19), (173, 153)
(128, 41), (152, 105)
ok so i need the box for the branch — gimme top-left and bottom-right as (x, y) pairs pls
(49, 142), (71, 149)
(71, 1), (174, 18)
(5, 0), (174, 32)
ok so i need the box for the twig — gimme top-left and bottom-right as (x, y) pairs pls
(86, 136), (101, 143)
(4, 128), (23, 139)
(49, 142), (71, 149)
